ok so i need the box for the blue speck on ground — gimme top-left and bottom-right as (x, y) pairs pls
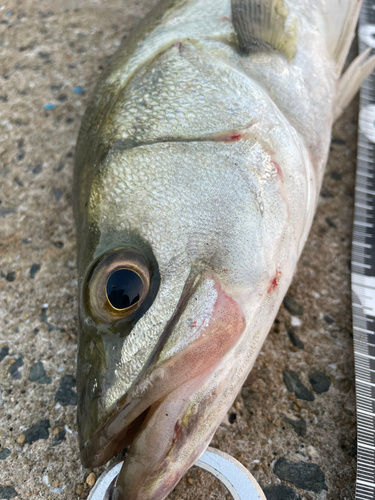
(73, 86), (84, 94)
(44, 103), (55, 110)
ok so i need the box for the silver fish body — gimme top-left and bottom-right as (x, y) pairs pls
(74, 0), (370, 498)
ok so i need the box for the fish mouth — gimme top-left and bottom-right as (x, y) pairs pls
(80, 271), (246, 498)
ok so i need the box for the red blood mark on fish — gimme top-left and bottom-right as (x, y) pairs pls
(189, 321), (197, 328)
(267, 270), (281, 294)
(174, 41), (183, 53)
(272, 161), (284, 182)
(223, 133), (244, 142)
(222, 269), (228, 273)
(222, 16), (231, 22)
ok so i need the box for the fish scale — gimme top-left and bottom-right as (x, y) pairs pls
(353, 2), (375, 499)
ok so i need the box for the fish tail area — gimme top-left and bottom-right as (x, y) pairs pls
(323, 0), (362, 74)
(334, 47), (375, 121)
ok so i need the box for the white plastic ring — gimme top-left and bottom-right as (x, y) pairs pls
(87, 447), (266, 500)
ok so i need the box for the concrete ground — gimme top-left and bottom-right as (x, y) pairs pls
(0, 1), (360, 499)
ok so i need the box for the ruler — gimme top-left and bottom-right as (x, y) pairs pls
(353, 2), (375, 499)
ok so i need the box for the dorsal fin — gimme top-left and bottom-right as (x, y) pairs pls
(231, 0), (298, 60)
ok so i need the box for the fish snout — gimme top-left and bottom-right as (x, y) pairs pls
(78, 269), (245, 498)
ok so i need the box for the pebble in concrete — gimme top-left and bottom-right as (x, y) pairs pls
(282, 371), (315, 401)
(24, 419), (50, 445)
(8, 357), (23, 380)
(0, 448), (10, 460)
(309, 371), (331, 394)
(273, 457), (327, 493)
(263, 485), (301, 500)
(283, 296), (304, 316)
(29, 361), (52, 385)
(284, 416), (306, 437)
(287, 327), (304, 350)
(0, 486), (17, 499)
(324, 314), (335, 324)
(52, 429), (66, 447)
(29, 263), (40, 279)
(0, 347), (9, 363)
(5, 272), (16, 282)
(55, 375), (77, 406)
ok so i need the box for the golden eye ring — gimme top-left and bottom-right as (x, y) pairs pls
(87, 248), (150, 323)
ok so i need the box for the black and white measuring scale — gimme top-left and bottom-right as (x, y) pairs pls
(353, 1), (375, 499)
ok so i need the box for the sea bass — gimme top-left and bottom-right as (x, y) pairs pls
(73, 0), (375, 498)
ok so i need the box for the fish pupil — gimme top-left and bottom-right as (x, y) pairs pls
(106, 269), (143, 310)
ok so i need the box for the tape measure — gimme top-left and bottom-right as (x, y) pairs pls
(87, 447), (266, 500)
(352, 2), (375, 499)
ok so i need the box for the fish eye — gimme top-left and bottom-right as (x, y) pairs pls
(87, 248), (150, 323)
(106, 269), (144, 310)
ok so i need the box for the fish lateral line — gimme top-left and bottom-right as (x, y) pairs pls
(110, 124), (257, 152)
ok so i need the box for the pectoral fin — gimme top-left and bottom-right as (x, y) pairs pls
(231, 0), (297, 60)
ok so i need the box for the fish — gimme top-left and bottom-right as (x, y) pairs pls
(73, 0), (375, 498)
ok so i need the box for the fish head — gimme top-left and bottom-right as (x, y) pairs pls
(75, 68), (312, 499)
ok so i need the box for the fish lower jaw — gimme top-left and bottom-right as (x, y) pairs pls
(113, 374), (215, 500)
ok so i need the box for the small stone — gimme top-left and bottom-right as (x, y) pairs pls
(51, 84), (63, 92)
(8, 356), (23, 380)
(325, 217), (336, 228)
(331, 137), (346, 146)
(52, 429), (66, 446)
(228, 412), (236, 423)
(291, 316), (302, 327)
(75, 485), (83, 495)
(324, 314), (335, 324)
(29, 361), (52, 384)
(32, 163), (42, 174)
(309, 371), (331, 394)
(16, 433), (26, 444)
(283, 296), (304, 316)
(0, 207), (16, 218)
(55, 375), (77, 406)
(53, 188), (63, 201)
(330, 171), (342, 180)
(320, 187), (334, 198)
(29, 264), (41, 279)
(283, 371), (314, 401)
(273, 457), (327, 493)
(307, 445), (319, 459)
(86, 473), (96, 488)
(264, 485), (302, 500)
(187, 477), (194, 485)
(0, 486), (18, 499)
(5, 272), (16, 282)
(24, 419), (50, 444)
(284, 416), (306, 437)
(0, 448), (10, 460)
(287, 328), (304, 349)
(0, 347), (9, 363)
(55, 160), (65, 172)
